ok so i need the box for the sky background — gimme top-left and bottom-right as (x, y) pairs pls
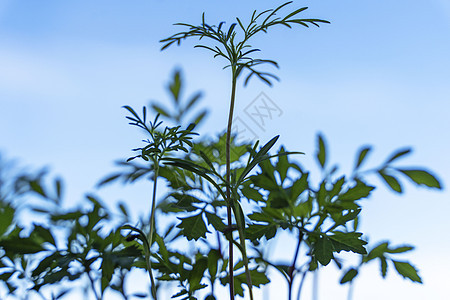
(1, 0), (449, 299)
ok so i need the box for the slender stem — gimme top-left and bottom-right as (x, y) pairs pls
(296, 270), (308, 300)
(288, 231), (303, 300)
(226, 68), (238, 300)
(148, 162), (159, 300)
(347, 281), (354, 300)
(312, 268), (319, 300)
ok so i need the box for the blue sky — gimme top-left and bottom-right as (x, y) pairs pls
(1, 0), (449, 299)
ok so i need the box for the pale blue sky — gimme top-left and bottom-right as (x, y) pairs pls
(1, 0), (449, 299)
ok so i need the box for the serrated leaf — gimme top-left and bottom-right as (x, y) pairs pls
(339, 181), (374, 201)
(313, 236), (334, 266)
(328, 231), (367, 255)
(177, 213), (208, 241)
(241, 185), (264, 202)
(205, 212), (226, 232)
(398, 169), (441, 189)
(245, 224), (277, 242)
(340, 268), (358, 284)
(392, 260), (422, 283)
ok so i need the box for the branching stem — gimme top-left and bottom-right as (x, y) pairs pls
(288, 230), (303, 300)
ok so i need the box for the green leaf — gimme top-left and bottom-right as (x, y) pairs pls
(241, 185), (264, 202)
(380, 257), (388, 278)
(332, 209), (361, 229)
(385, 148), (412, 164)
(189, 256), (208, 291)
(340, 268), (358, 284)
(207, 249), (221, 279)
(177, 212), (208, 241)
(204, 212), (227, 232)
(354, 146), (371, 170)
(313, 236), (334, 266)
(398, 169), (441, 189)
(246, 224), (277, 242)
(316, 134), (326, 169)
(155, 233), (168, 262)
(0, 203), (14, 236)
(365, 242), (388, 262)
(169, 70), (182, 101)
(339, 181), (374, 201)
(33, 225), (56, 247)
(386, 245), (414, 254)
(0, 237), (44, 254)
(328, 231), (367, 255)
(378, 171), (402, 193)
(392, 260), (422, 283)
(151, 103), (171, 118)
(290, 173), (309, 200)
(276, 146), (289, 182)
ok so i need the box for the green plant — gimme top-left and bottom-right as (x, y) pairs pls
(160, 3), (329, 299)
(0, 2), (444, 300)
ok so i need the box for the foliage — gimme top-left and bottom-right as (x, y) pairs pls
(0, 2), (443, 300)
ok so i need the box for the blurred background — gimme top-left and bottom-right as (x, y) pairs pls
(1, 0), (449, 299)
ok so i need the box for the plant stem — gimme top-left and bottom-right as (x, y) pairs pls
(288, 231), (303, 300)
(148, 162), (159, 300)
(226, 68), (238, 300)
(296, 270), (308, 300)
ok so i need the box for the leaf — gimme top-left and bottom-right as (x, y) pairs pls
(316, 134), (326, 169)
(398, 169), (441, 189)
(332, 209), (361, 229)
(97, 173), (122, 187)
(205, 212), (227, 232)
(313, 236), (334, 266)
(189, 256), (208, 291)
(354, 146), (371, 170)
(380, 257), (388, 278)
(276, 146), (289, 182)
(177, 212), (208, 241)
(245, 224), (277, 242)
(154, 233), (168, 262)
(0, 237), (44, 254)
(0, 203), (14, 236)
(241, 185), (264, 202)
(378, 171), (402, 193)
(328, 231), (367, 255)
(340, 268), (358, 284)
(151, 103), (171, 118)
(169, 70), (182, 101)
(339, 181), (374, 201)
(386, 245), (414, 254)
(392, 260), (422, 283)
(385, 148), (412, 164)
(207, 249), (221, 279)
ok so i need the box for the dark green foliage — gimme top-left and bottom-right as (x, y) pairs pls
(0, 3), (444, 300)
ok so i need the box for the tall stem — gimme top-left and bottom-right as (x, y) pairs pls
(148, 163), (159, 300)
(288, 230), (303, 300)
(226, 68), (238, 300)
